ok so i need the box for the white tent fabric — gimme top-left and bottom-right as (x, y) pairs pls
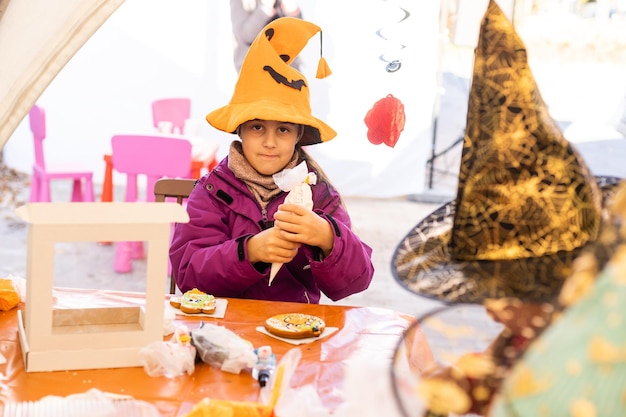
(1, 0), (440, 198)
(0, 0), (124, 150)
(0, 1), (10, 22)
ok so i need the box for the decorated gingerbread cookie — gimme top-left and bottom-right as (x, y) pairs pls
(263, 313), (326, 339)
(170, 288), (216, 314)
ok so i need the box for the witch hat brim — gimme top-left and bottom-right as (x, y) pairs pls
(392, 1), (623, 304)
(393, 177), (620, 304)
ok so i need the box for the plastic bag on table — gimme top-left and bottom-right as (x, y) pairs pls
(4, 388), (161, 417)
(191, 323), (257, 374)
(181, 347), (331, 417)
(139, 325), (196, 377)
(265, 348), (330, 417)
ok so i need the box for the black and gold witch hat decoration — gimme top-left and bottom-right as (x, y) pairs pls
(392, 0), (621, 304)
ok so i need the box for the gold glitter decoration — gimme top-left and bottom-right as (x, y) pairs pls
(392, 0), (618, 303)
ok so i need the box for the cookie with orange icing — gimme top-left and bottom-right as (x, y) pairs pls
(264, 313), (325, 339)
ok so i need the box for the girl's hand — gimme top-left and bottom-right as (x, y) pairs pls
(274, 204), (334, 256)
(247, 227), (301, 264)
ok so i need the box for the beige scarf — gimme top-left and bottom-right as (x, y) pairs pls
(228, 141), (299, 209)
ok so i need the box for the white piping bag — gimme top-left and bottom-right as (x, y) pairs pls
(269, 161), (317, 285)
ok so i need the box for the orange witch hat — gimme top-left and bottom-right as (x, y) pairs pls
(206, 17), (335, 146)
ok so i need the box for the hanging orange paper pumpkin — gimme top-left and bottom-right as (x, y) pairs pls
(364, 94), (406, 148)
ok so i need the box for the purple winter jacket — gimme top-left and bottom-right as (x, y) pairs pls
(169, 157), (374, 304)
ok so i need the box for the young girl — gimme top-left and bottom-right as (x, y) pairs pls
(169, 17), (374, 303)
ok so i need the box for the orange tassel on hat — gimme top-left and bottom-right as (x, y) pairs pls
(316, 32), (331, 79)
(316, 57), (331, 79)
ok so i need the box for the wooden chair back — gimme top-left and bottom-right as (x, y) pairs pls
(154, 178), (196, 293)
(154, 178), (197, 204)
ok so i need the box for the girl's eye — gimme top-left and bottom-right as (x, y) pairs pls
(279, 124), (299, 134)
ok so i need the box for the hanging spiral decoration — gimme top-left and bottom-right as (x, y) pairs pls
(376, 2), (411, 73)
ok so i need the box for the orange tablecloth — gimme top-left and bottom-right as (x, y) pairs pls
(0, 289), (434, 416)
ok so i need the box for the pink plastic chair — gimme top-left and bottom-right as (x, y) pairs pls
(111, 134), (192, 273)
(28, 105), (95, 202)
(151, 98), (191, 134)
